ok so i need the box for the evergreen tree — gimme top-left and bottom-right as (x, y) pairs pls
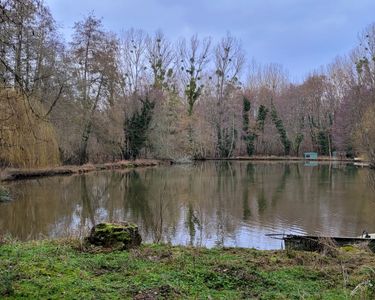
(271, 105), (291, 155)
(123, 96), (155, 159)
(242, 96), (256, 156)
(256, 105), (268, 132)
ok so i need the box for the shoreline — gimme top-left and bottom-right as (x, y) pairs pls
(0, 238), (374, 298)
(0, 159), (165, 182)
(1, 156), (372, 182)
(198, 156), (373, 168)
(198, 155), (357, 162)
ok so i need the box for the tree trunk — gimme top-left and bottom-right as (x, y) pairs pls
(78, 76), (103, 165)
(15, 19), (23, 88)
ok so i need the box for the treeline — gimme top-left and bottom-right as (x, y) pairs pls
(0, 0), (374, 167)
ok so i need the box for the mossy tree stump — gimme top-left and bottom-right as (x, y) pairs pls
(87, 222), (142, 250)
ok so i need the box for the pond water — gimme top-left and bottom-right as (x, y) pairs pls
(1, 161), (375, 249)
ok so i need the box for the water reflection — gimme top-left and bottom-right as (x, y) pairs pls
(368, 169), (375, 195)
(1, 162), (375, 249)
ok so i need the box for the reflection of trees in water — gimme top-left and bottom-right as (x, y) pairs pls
(123, 170), (161, 242)
(318, 164), (331, 183)
(0, 164), (306, 240)
(80, 175), (95, 228)
(188, 162), (304, 245)
(186, 202), (201, 246)
(3, 162), (375, 245)
(123, 171), (152, 228)
(257, 188), (267, 213)
(242, 163), (293, 215)
(270, 164), (291, 207)
(215, 161), (237, 192)
(367, 170), (375, 195)
(186, 169), (200, 245)
(215, 160), (231, 175)
(318, 163), (339, 191)
(104, 172), (126, 222)
(0, 176), (81, 239)
(295, 163), (301, 179)
(215, 161), (237, 246)
(123, 169), (180, 243)
(78, 172), (126, 236)
(343, 164), (358, 178)
(242, 163), (254, 220)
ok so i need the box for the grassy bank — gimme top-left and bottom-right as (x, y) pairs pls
(1, 240), (374, 299)
(0, 159), (163, 181)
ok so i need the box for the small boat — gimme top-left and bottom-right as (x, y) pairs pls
(357, 231), (375, 239)
(266, 233), (375, 252)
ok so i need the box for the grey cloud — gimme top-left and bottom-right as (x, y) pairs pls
(46, 0), (375, 81)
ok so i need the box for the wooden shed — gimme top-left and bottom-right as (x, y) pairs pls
(304, 152), (318, 160)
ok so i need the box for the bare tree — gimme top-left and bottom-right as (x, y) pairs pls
(146, 30), (175, 91)
(69, 14), (120, 164)
(120, 28), (148, 95)
(0, 0), (65, 115)
(213, 33), (245, 157)
(178, 34), (211, 116)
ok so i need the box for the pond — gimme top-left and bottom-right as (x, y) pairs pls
(1, 161), (375, 249)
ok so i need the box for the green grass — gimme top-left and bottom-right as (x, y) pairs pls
(0, 240), (374, 299)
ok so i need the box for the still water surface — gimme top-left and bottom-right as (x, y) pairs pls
(1, 161), (375, 249)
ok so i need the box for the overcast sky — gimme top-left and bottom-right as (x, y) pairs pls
(45, 0), (375, 82)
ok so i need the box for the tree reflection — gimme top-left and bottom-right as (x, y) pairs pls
(242, 163), (254, 220)
(123, 170), (154, 234)
(80, 175), (95, 228)
(270, 164), (291, 207)
(368, 170), (375, 195)
(186, 202), (201, 246)
(2, 162), (375, 248)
